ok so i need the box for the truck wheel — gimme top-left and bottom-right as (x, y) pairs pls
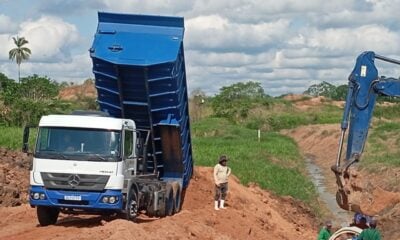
(165, 183), (174, 216)
(37, 206), (59, 226)
(126, 189), (138, 221)
(171, 182), (182, 213)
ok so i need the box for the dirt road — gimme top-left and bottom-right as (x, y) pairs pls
(0, 150), (318, 240)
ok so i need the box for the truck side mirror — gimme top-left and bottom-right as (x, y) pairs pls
(22, 126), (30, 153)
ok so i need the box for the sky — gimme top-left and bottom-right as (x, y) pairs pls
(1, 0), (400, 96)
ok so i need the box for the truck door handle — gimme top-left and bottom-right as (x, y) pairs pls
(98, 30), (116, 34)
(108, 45), (123, 52)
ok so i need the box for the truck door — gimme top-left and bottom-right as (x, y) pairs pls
(123, 129), (137, 176)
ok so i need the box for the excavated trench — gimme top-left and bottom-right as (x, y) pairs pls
(305, 157), (353, 226)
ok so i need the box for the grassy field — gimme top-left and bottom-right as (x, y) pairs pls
(245, 101), (342, 131)
(192, 117), (318, 205)
(0, 126), (36, 150)
(363, 121), (400, 168)
(0, 126), (25, 150)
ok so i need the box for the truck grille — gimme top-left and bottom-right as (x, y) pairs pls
(41, 173), (110, 191)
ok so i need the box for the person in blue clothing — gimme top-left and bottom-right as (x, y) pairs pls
(351, 212), (372, 230)
(350, 213), (368, 230)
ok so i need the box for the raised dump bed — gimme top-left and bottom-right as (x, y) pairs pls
(90, 12), (193, 188)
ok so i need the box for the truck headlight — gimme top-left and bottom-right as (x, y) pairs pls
(39, 193), (46, 200)
(33, 192), (40, 200)
(109, 196), (117, 204)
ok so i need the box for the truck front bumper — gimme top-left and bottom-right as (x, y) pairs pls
(29, 186), (123, 210)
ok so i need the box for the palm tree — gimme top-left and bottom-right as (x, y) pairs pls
(9, 36), (31, 83)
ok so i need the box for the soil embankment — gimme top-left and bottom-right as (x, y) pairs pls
(285, 124), (400, 239)
(0, 148), (30, 207)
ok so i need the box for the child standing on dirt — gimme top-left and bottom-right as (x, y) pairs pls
(213, 155), (231, 210)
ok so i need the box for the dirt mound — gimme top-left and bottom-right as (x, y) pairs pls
(58, 80), (96, 101)
(0, 165), (318, 239)
(282, 94), (306, 101)
(283, 94), (344, 110)
(0, 148), (31, 207)
(340, 168), (400, 217)
(284, 124), (400, 239)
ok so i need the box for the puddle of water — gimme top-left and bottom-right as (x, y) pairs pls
(305, 158), (353, 227)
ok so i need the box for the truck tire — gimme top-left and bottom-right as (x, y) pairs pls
(171, 182), (182, 213)
(126, 189), (138, 222)
(165, 183), (174, 216)
(37, 206), (59, 226)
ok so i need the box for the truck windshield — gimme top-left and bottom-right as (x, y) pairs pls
(34, 127), (121, 162)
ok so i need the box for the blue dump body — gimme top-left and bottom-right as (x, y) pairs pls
(90, 12), (193, 188)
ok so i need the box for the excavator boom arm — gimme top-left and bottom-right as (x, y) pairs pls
(333, 51), (400, 212)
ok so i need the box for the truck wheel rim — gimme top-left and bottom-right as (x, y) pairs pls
(129, 199), (138, 217)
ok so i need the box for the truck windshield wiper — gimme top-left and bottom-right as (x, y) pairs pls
(37, 150), (68, 159)
(87, 154), (107, 162)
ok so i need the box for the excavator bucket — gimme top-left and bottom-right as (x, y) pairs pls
(332, 164), (400, 216)
(332, 164), (363, 213)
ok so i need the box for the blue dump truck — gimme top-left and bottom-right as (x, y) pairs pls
(24, 12), (193, 225)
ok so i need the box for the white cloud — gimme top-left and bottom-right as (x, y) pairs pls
(0, 14), (17, 34)
(0, 34), (15, 59)
(100, 0), (194, 15)
(314, 0), (400, 28)
(2, 52), (91, 82)
(0, 14), (85, 82)
(305, 25), (400, 55)
(186, 15), (290, 51)
(19, 16), (80, 62)
(26, 52), (92, 82)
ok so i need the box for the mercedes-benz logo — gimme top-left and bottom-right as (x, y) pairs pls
(67, 174), (80, 187)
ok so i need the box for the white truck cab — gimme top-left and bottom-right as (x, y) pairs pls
(26, 112), (147, 225)
(30, 113), (136, 187)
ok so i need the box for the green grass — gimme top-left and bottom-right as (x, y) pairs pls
(0, 126), (25, 150)
(374, 104), (400, 120)
(192, 118), (318, 204)
(363, 122), (400, 167)
(244, 103), (342, 131)
(0, 126), (36, 150)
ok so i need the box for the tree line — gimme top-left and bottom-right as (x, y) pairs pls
(196, 81), (349, 121)
(0, 73), (65, 126)
(2, 35), (98, 127)
(0, 73), (97, 127)
(303, 81), (348, 100)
